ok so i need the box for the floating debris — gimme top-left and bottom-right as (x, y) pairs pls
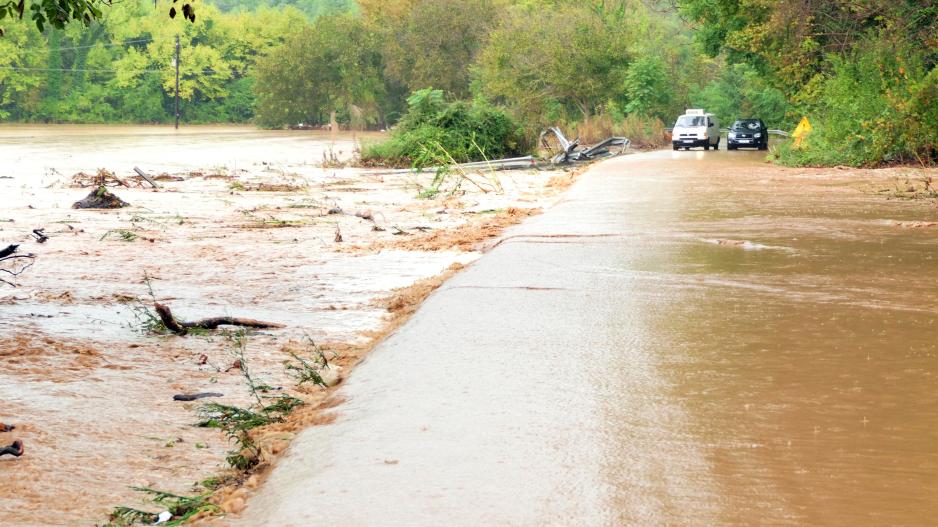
(72, 186), (130, 209)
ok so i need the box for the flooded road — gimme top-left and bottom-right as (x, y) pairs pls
(237, 150), (938, 526)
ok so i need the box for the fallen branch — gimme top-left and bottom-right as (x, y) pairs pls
(0, 245), (36, 287)
(154, 303), (285, 335)
(173, 392), (224, 401)
(0, 440), (24, 457)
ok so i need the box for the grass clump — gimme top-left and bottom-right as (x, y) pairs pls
(127, 272), (169, 335)
(877, 175), (938, 200)
(196, 330), (304, 470)
(361, 88), (526, 168)
(284, 336), (335, 387)
(106, 488), (219, 527)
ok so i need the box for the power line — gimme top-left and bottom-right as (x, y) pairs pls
(0, 66), (164, 73)
(43, 37), (153, 52)
(0, 66), (226, 74)
(21, 35), (178, 56)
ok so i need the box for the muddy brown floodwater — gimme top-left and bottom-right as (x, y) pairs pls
(233, 149), (938, 526)
(0, 125), (570, 526)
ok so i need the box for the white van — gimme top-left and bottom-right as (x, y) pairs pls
(672, 109), (720, 150)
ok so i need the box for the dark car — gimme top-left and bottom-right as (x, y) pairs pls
(727, 119), (768, 150)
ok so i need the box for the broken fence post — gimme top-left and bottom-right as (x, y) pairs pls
(134, 167), (160, 188)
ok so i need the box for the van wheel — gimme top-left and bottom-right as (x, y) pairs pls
(673, 144), (678, 151)
(703, 144), (709, 150)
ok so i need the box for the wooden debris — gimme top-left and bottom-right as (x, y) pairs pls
(173, 392), (224, 401)
(133, 166), (161, 188)
(154, 302), (285, 336)
(0, 440), (23, 457)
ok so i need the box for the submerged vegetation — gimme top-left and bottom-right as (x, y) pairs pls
(0, 0), (934, 166)
(106, 488), (219, 527)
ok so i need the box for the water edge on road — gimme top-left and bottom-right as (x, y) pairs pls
(235, 149), (938, 526)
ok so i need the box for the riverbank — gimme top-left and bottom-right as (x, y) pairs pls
(0, 128), (575, 525)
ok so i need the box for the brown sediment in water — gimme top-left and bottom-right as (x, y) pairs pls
(0, 332), (103, 379)
(892, 220), (938, 228)
(342, 208), (541, 253)
(0, 127), (570, 525)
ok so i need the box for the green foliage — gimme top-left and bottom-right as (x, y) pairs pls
(361, 90), (525, 168)
(196, 330), (304, 470)
(0, 0), (105, 33)
(253, 12), (387, 128)
(691, 63), (791, 128)
(474, 4), (633, 128)
(0, 0), (304, 123)
(5, 0), (930, 167)
(208, 0), (355, 19)
(283, 337), (333, 387)
(779, 41), (938, 167)
(678, 0), (937, 165)
(623, 57), (671, 118)
(358, 0), (499, 99)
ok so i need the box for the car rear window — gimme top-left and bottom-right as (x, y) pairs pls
(732, 120), (763, 130)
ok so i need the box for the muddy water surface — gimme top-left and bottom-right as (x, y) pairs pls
(236, 150), (938, 526)
(0, 124), (378, 182)
(593, 152), (938, 524)
(0, 125), (563, 525)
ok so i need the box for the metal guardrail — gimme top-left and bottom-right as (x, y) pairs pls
(667, 127), (790, 137)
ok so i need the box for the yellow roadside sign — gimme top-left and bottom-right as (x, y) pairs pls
(792, 116), (812, 148)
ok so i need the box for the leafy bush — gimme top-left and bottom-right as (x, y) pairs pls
(779, 39), (937, 167)
(361, 88), (526, 168)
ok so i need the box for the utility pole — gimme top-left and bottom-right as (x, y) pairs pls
(174, 35), (180, 130)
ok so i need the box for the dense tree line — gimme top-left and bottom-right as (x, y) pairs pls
(255, 0), (775, 131)
(0, 0), (934, 165)
(0, 0), (318, 123)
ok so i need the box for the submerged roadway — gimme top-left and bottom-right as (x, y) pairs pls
(237, 150), (938, 526)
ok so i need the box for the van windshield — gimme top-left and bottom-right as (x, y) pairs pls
(675, 116), (706, 127)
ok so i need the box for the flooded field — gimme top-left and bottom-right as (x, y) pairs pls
(0, 125), (569, 525)
(233, 150), (938, 526)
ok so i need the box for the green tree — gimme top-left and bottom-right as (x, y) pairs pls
(0, 20), (46, 119)
(474, 4), (632, 127)
(691, 63), (789, 128)
(359, 0), (501, 98)
(253, 13), (387, 128)
(622, 56), (672, 118)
